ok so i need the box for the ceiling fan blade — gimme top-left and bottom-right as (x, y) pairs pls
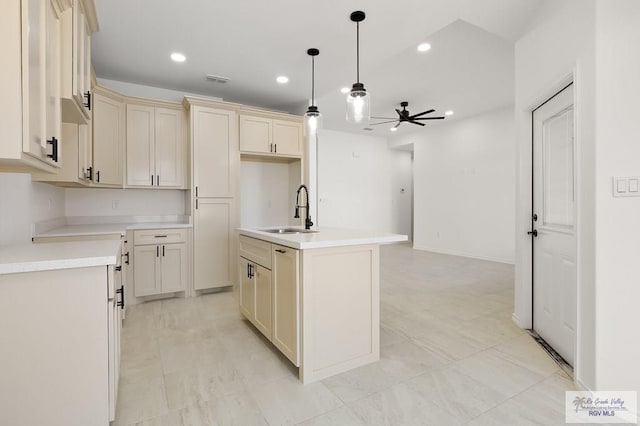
(370, 120), (399, 126)
(395, 109), (403, 117)
(409, 109), (435, 119)
(371, 116), (396, 120)
(413, 116), (446, 120)
(394, 122), (401, 128)
(409, 121), (426, 126)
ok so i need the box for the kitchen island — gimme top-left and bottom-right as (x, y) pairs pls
(237, 227), (407, 384)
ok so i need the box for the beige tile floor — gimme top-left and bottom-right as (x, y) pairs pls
(114, 243), (576, 426)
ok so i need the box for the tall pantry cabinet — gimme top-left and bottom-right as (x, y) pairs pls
(184, 97), (239, 291)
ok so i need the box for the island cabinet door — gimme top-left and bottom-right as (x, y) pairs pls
(272, 245), (300, 366)
(253, 264), (272, 339)
(239, 257), (255, 320)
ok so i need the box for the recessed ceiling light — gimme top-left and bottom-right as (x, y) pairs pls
(276, 76), (289, 84)
(170, 52), (186, 63)
(445, 110), (454, 116)
(417, 43), (431, 52)
(340, 87), (350, 94)
(390, 127), (398, 132)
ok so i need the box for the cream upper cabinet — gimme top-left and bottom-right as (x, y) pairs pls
(192, 106), (238, 198)
(126, 103), (184, 188)
(239, 115), (271, 153)
(272, 120), (303, 156)
(0, 0), (62, 172)
(194, 198), (234, 290)
(93, 90), (125, 186)
(272, 244), (300, 365)
(60, 0), (96, 124)
(239, 114), (303, 157)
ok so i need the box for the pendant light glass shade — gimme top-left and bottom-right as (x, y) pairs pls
(305, 48), (322, 136)
(346, 11), (370, 124)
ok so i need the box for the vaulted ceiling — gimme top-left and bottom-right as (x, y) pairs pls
(92, 0), (543, 135)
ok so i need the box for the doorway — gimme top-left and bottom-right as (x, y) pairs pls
(531, 83), (577, 366)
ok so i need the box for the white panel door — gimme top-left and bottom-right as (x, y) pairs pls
(533, 83), (576, 366)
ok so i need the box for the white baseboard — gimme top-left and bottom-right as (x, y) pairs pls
(412, 245), (515, 265)
(512, 313), (525, 329)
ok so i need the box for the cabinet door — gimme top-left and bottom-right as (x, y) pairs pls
(160, 243), (187, 293)
(44, 0), (61, 164)
(93, 92), (124, 185)
(239, 258), (254, 320)
(155, 108), (184, 188)
(22, 0), (46, 160)
(193, 106), (237, 198)
(272, 244), (300, 365)
(126, 104), (155, 187)
(239, 115), (271, 154)
(77, 123), (92, 180)
(272, 120), (302, 156)
(133, 245), (161, 297)
(194, 199), (234, 290)
(254, 264), (272, 339)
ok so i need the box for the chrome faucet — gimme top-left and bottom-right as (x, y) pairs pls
(294, 184), (314, 230)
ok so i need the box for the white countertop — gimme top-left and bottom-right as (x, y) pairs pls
(238, 227), (408, 249)
(0, 240), (122, 275)
(35, 222), (192, 238)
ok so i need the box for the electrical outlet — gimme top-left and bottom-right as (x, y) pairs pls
(613, 176), (640, 197)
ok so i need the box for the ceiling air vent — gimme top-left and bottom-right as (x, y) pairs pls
(363, 127), (374, 131)
(205, 74), (230, 84)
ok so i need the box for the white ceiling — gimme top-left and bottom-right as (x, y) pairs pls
(92, 0), (542, 134)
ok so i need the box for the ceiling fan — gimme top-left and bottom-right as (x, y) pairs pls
(371, 101), (445, 128)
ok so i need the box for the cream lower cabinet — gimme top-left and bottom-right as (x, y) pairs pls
(194, 198), (235, 290)
(238, 237), (300, 366)
(133, 229), (187, 297)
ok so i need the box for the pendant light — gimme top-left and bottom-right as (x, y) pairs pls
(346, 10), (370, 124)
(304, 48), (322, 136)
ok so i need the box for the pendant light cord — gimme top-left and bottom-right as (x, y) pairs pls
(356, 21), (360, 84)
(311, 56), (315, 106)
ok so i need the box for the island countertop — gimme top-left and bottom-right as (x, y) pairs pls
(237, 227), (407, 250)
(0, 240), (122, 275)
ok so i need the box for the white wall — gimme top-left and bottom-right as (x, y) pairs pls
(514, 0), (597, 390)
(395, 107), (515, 263)
(65, 188), (186, 217)
(240, 161), (300, 228)
(593, 0), (640, 392)
(0, 174), (65, 246)
(317, 129), (410, 235)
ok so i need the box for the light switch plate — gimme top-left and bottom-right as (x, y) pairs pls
(613, 176), (640, 197)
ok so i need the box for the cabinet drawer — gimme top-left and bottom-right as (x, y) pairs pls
(239, 236), (272, 269)
(134, 228), (187, 245)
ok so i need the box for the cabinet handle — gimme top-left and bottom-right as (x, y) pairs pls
(163, 245), (165, 257)
(270, 143), (273, 153)
(46, 137), (58, 162)
(157, 175), (160, 186)
(115, 265), (122, 271)
(151, 175), (154, 185)
(156, 246), (159, 257)
(196, 199), (199, 210)
(195, 186), (198, 197)
(275, 249), (286, 254)
(84, 91), (91, 110)
(154, 235), (168, 238)
(116, 285), (125, 309)
(96, 170), (100, 183)
(249, 263), (254, 279)
(247, 263), (250, 278)
(274, 143), (277, 153)
(86, 166), (93, 181)
(124, 251), (130, 265)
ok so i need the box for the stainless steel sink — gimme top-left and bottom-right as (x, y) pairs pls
(262, 228), (318, 234)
